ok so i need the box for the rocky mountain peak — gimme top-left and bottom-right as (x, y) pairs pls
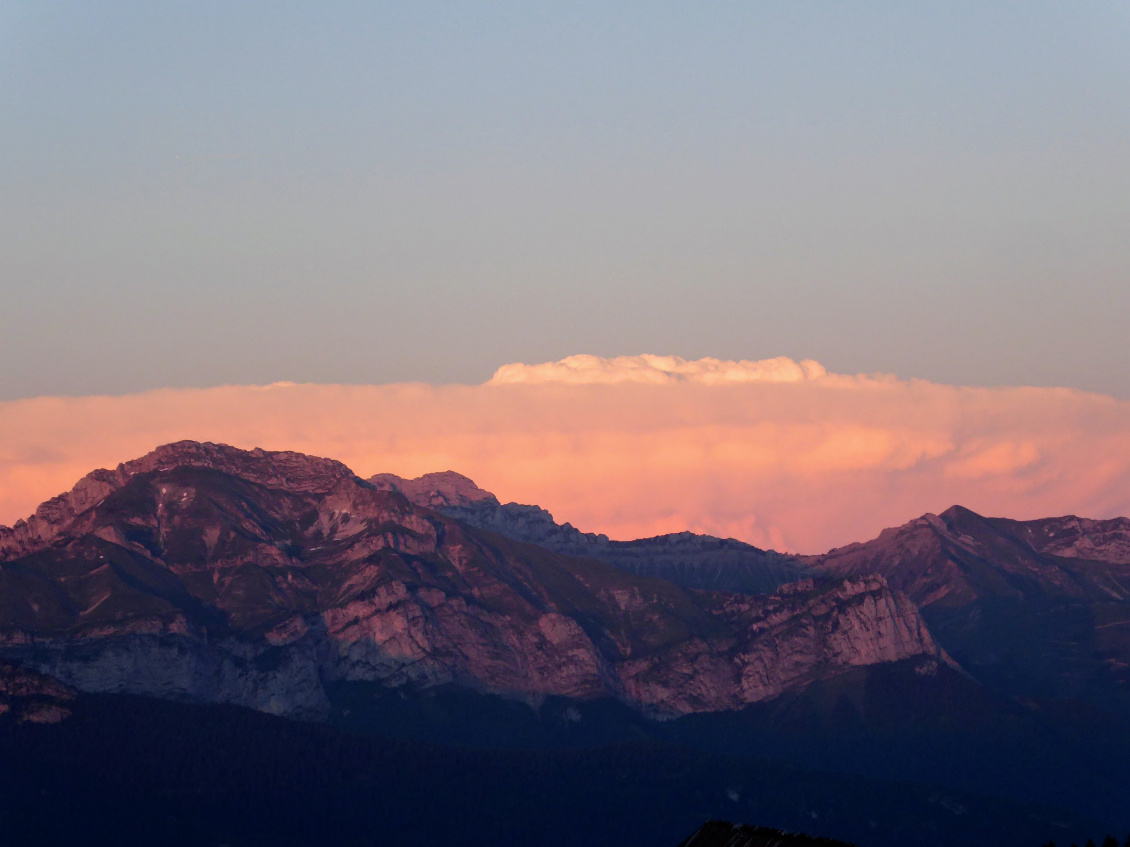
(0, 440), (364, 558)
(368, 470), (498, 509)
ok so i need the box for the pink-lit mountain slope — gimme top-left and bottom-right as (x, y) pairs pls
(0, 442), (942, 720)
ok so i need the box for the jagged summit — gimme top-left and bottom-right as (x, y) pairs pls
(373, 472), (811, 595)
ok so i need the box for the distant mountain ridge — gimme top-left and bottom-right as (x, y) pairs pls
(371, 471), (809, 594)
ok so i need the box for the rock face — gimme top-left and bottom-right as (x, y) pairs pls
(806, 505), (1130, 707)
(0, 442), (942, 720)
(374, 473), (808, 595)
(617, 576), (950, 714)
(677, 820), (857, 847)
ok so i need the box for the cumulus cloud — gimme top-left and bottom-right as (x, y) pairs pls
(1, 355), (1128, 553)
(488, 354), (828, 385)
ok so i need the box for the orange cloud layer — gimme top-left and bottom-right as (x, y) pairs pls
(2, 356), (1128, 553)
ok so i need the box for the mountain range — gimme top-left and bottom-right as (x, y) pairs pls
(377, 467), (1130, 715)
(0, 441), (943, 719)
(2, 441), (1130, 846)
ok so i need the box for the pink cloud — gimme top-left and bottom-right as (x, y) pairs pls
(1, 356), (1128, 554)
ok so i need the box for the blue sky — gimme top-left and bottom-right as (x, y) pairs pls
(3, 1), (1129, 399)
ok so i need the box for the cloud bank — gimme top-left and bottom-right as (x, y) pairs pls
(488, 354), (828, 385)
(2, 355), (1129, 553)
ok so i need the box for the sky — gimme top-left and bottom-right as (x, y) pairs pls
(3, 2), (1130, 399)
(3, 5), (1130, 550)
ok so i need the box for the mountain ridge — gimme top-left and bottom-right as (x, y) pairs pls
(373, 471), (809, 594)
(805, 504), (1130, 709)
(0, 442), (943, 720)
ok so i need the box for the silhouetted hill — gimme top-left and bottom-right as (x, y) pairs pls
(0, 688), (1109, 847)
(677, 820), (856, 847)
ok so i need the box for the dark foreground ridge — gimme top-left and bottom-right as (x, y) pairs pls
(678, 820), (857, 847)
(0, 690), (1108, 847)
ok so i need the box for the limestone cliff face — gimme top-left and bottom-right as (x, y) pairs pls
(618, 577), (946, 715)
(0, 442), (944, 720)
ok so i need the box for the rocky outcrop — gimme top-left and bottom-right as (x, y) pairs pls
(621, 577), (949, 715)
(1012, 514), (1130, 566)
(376, 473), (809, 595)
(0, 443), (944, 721)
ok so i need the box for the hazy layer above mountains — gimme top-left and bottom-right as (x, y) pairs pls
(3, 355), (1130, 553)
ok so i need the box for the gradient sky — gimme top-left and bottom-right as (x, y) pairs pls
(3, 2), (1130, 401)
